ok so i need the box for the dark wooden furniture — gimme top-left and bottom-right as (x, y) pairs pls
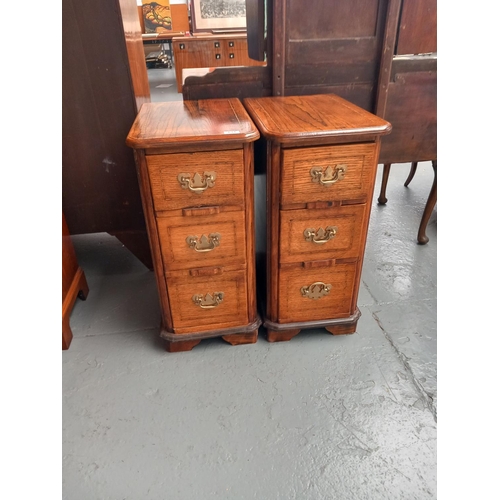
(62, 213), (89, 350)
(62, 0), (152, 267)
(375, 0), (437, 244)
(182, 0), (437, 181)
(172, 34), (266, 93)
(126, 99), (261, 352)
(243, 94), (391, 342)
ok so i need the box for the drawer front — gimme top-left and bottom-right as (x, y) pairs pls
(147, 150), (245, 212)
(279, 204), (366, 264)
(278, 263), (357, 323)
(281, 143), (377, 205)
(157, 211), (246, 271)
(166, 268), (249, 334)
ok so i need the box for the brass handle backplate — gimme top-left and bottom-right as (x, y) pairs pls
(192, 292), (224, 309)
(177, 171), (216, 193)
(186, 233), (221, 252)
(303, 226), (338, 244)
(310, 164), (347, 186)
(300, 282), (332, 300)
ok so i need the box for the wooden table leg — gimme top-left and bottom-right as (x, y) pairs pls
(417, 160), (437, 245)
(404, 161), (418, 187)
(377, 163), (391, 204)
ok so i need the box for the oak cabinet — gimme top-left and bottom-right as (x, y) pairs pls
(126, 99), (261, 352)
(243, 94), (391, 342)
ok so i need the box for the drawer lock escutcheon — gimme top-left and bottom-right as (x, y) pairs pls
(186, 233), (221, 252)
(303, 226), (338, 244)
(192, 292), (224, 309)
(177, 171), (216, 193)
(310, 164), (347, 186)
(300, 282), (332, 300)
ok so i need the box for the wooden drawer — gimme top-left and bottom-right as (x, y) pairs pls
(278, 263), (357, 323)
(281, 143), (377, 205)
(279, 204), (366, 264)
(147, 149), (245, 212)
(166, 267), (249, 334)
(156, 210), (246, 271)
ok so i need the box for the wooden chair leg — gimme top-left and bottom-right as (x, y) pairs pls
(417, 160), (437, 245)
(377, 163), (391, 204)
(404, 161), (418, 187)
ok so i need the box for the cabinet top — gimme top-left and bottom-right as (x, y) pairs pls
(243, 94), (391, 145)
(172, 33), (248, 42)
(126, 99), (259, 149)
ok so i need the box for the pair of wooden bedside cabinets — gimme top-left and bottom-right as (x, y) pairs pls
(126, 94), (391, 352)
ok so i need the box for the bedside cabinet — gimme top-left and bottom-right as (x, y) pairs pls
(126, 99), (261, 352)
(243, 94), (391, 342)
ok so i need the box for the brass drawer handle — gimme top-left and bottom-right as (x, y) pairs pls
(192, 292), (224, 309)
(300, 282), (332, 300)
(310, 164), (347, 186)
(303, 226), (338, 244)
(177, 171), (216, 193)
(186, 233), (221, 252)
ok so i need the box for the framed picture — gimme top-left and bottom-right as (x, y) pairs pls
(190, 0), (247, 33)
(142, 1), (173, 33)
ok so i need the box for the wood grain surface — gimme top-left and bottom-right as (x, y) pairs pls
(281, 143), (377, 205)
(166, 267), (249, 334)
(278, 262), (357, 323)
(146, 149), (245, 212)
(244, 92), (391, 144)
(127, 100), (260, 349)
(156, 210), (246, 271)
(126, 99), (259, 149)
(279, 204), (366, 264)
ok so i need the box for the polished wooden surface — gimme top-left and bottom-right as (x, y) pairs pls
(120, 0), (151, 109)
(156, 210), (247, 270)
(63, 0), (152, 267)
(62, 214), (89, 350)
(245, 94), (388, 341)
(146, 149), (245, 212)
(280, 143), (379, 205)
(127, 100), (260, 351)
(279, 205), (366, 264)
(278, 263), (357, 323)
(243, 94), (391, 144)
(126, 99), (259, 149)
(166, 267), (249, 334)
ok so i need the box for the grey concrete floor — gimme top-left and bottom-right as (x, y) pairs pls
(63, 166), (437, 499)
(63, 68), (437, 499)
(147, 66), (183, 102)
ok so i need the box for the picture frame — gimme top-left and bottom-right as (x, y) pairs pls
(190, 0), (247, 33)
